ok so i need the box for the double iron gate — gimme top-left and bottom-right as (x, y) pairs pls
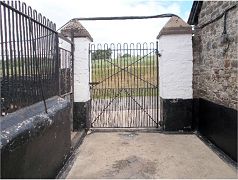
(89, 42), (159, 128)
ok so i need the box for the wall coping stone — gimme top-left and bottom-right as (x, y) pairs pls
(61, 19), (93, 41)
(157, 16), (192, 39)
(1, 96), (70, 148)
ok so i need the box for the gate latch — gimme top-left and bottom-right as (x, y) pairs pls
(89, 82), (100, 88)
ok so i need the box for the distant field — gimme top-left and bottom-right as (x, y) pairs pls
(91, 55), (159, 98)
(0, 58), (55, 77)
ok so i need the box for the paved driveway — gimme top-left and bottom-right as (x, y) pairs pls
(65, 132), (237, 179)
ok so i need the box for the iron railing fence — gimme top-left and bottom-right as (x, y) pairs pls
(0, 1), (59, 115)
(59, 47), (73, 96)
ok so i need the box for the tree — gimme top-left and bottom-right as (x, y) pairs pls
(91, 49), (112, 60)
(121, 53), (131, 58)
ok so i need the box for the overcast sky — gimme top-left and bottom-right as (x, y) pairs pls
(23, 0), (193, 43)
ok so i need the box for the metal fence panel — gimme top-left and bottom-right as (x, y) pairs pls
(0, 1), (59, 115)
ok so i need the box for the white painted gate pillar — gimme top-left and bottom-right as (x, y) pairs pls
(61, 20), (93, 130)
(157, 16), (193, 131)
(74, 37), (91, 102)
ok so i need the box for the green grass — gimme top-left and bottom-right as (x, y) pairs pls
(92, 56), (157, 68)
(91, 55), (159, 99)
(91, 88), (158, 99)
(1, 55), (159, 99)
(0, 58), (55, 78)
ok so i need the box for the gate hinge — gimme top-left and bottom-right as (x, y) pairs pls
(156, 51), (162, 57)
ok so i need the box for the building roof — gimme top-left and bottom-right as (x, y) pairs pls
(187, 1), (203, 25)
(157, 16), (192, 39)
(61, 19), (93, 41)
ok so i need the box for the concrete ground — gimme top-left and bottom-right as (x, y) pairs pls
(66, 132), (237, 179)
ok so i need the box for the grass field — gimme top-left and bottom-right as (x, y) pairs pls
(91, 55), (159, 98)
(0, 58), (55, 78)
(1, 55), (159, 99)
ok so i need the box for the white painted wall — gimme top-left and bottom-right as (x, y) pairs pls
(158, 34), (193, 99)
(59, 37), (71, 69)
(59, 37), (71, 52)
(74, 37), (92, 102)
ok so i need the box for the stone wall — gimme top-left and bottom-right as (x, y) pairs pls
(192, 1), (237, 162)
(193, 1), (237, 110)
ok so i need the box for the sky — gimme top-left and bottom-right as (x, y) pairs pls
(23, 0), (193, 44)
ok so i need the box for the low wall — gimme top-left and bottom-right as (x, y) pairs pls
(1, 96), (71, 178)
(198, 98), (237, 162)
(73, 100), (91, 130)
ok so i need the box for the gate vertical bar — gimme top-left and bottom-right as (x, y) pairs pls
(156, 41), (159, 128)
(70, 31), (75, 126)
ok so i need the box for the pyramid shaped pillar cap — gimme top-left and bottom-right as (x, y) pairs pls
(157, 16), (192, 39)
(61, 19), (93, 42)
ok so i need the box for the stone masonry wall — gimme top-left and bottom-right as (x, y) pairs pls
(193, 1), (238, 110)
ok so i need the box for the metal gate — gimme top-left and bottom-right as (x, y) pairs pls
(89, 42), (159, 128)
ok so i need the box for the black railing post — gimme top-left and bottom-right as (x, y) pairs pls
(156, 41), (159, 128)
(71, 31), (75, 103)
(58, 47), (61, 96)
(56, 33), (61, 96)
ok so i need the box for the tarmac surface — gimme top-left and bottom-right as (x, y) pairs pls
(66, 132), (237, 179)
